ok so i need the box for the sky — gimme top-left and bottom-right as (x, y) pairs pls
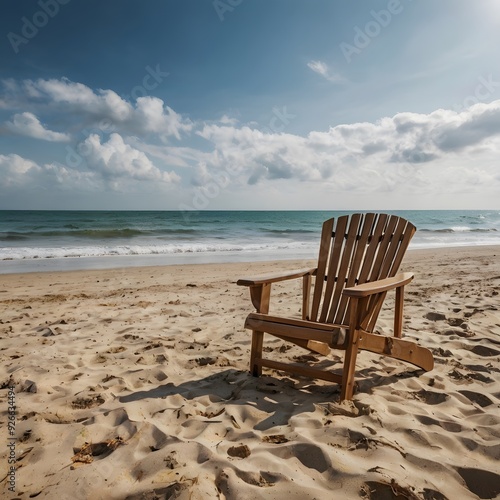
(1, 0), (500, 210)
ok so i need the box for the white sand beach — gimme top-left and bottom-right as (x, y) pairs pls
(1, 246), (500, 499)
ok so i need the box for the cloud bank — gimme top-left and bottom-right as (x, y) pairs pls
(1, 77), (500, 207)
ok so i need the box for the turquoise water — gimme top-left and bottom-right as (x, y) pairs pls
(0, 210), (499, 272)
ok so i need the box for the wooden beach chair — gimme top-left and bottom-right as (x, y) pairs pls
(237, 213), (434, 400)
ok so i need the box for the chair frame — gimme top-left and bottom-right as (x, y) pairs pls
(237, 213), (434, 400)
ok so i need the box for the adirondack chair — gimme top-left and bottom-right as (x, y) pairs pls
(237, 213), (434, 401)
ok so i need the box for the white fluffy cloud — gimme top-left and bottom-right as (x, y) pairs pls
(2, 78), (192, 141)
(0, 134), (180, 194)
(0, 154), (40, 186)
(24, 78), (133, 122)
(79, 133), (180, 184)
(133, 97), (192, 140)
(0, 153), (98, 190)
(5, 112), (71, 142)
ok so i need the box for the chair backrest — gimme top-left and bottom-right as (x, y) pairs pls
(308, 213), (415, 330)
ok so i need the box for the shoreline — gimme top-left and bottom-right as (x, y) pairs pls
(1, 245), (500, 498)
(1, 243), (500, 276)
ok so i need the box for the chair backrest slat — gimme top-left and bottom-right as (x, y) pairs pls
(310, 213), (415, 330)
(357, 214), (388, 286)
(336, 212), (376, 325)
(319, 216), (349, 323)
(367, 215), (399, 282)
(310, 218), (334, 320)
(375, 217), (406, 279)
(326, 214), (362, 323)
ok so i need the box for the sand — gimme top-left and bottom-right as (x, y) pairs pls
(1, 246), (500, 499)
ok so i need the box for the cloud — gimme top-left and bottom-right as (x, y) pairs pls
(219, 114), (239, 126)
(0, 133), (180, 194)
(307, 60), (329, 77)
(1, 78), (192, 141)
(307, 60), (345, 83)
(3, 76), (500, 206)
(434, 101), (500, 151)
(0, 153), (98, 190)
(5, 112), (71, 142)
(195, 99), (500, 197)
(191, 162), (213, 186)
(133, 96), (192, 141)
(79, 133), (180, 184)
(0, 154), (40, 185)
(125, 138), (204, 169)
(197, 124), (331, 185)
(26, 78), (133, 122)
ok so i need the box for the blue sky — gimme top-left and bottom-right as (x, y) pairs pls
(1, 0), (500, 210)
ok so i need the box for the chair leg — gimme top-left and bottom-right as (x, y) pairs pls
(250, 330), (264, 376)
(340, 296), (363, 401)
(248, 284), (271, 377)
(394, 285), (404, 338)
(340, 329), (360, 400)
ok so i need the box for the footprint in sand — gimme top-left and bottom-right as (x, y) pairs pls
(470, 344), (500, 357)
(362, 481), (447, 500)
(415, 414), (462, 433)
(456, 467), (500, 499)
(414, 389), (449, 405)
(458, 390), (494, 408)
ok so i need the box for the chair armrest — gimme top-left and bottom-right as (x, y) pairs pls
(343, 272), (414, 298)
(237, 268), (317, 287)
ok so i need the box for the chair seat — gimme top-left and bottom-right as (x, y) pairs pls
(245, 313), (348, 348)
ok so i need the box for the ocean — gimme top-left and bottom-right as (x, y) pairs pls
(0, 210), (499, 274)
